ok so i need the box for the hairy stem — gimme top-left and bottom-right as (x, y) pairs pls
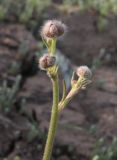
(42, 75), (59, 160)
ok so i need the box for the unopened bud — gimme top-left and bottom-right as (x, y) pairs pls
(39, 54), (56, 70)
(76, 66), (92, 79)
(41, 20), (66, 39)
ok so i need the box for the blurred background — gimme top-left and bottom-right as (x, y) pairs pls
(0, 0), (117, 160)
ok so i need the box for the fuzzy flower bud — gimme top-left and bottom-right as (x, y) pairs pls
(41, 20), (66, 39)
(39, 54), (56, 70)
(76, 66), (92, 79)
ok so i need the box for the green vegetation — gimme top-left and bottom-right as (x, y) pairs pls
(92, 137), (117, 160)
(0, 75), (21, 112)
(0, 0), (51, 22)
(63, 0), (117, 16)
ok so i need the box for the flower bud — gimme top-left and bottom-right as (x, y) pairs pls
(39, 54), (56, 70)
(76, 66), (92, 79)
(41, 20), (66, 39)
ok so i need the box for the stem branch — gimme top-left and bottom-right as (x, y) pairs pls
(58, 86), (80, 112)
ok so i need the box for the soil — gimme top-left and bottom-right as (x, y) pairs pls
(0, 5), (117, 160)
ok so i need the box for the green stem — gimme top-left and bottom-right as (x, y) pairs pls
(51, 38), (56, 56)
(42, 75), (59, 160)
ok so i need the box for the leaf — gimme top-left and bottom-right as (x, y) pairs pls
(41, 36), (51, 52)
(61, 80), (67, 102)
